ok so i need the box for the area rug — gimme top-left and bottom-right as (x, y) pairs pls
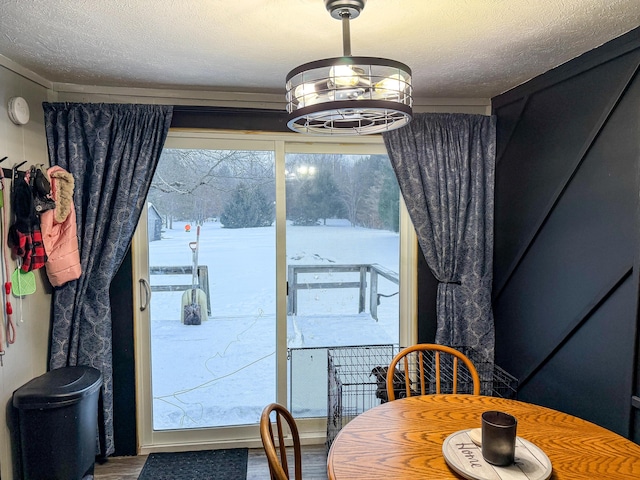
(137, 448), (248, 480)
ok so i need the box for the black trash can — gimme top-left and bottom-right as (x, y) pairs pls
(12, 366), (103, 480)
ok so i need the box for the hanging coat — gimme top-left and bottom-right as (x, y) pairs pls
(40, 166), (82, 287)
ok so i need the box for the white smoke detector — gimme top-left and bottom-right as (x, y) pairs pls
(8, 97), (30, 125)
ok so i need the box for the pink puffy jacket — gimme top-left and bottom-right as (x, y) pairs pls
(40, 166), (82, 287)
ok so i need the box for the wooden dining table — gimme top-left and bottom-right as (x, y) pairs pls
(327, 394), (640, 479)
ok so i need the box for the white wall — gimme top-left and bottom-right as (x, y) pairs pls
(0, 64), (53, 480)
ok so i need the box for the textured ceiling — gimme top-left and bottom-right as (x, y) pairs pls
(0, 0), (639, 99)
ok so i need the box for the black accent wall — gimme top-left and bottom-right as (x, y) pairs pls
(492, 27), (640, 441)
(110, 248), (137, 456)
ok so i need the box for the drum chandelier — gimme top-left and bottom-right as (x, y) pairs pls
(285, 0), (413, 135)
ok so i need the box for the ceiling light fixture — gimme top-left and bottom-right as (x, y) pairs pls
(286, 0), (413, 135)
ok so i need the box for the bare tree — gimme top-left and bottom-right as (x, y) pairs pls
(148, 149), (274, 226)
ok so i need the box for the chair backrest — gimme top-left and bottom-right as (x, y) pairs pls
(260, 403), (303, 480)
(386, 344), (481, 401)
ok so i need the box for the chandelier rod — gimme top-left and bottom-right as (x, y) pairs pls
(340, 10), (352, 56)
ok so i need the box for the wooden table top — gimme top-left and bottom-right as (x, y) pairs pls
(327, 394), (640, 479)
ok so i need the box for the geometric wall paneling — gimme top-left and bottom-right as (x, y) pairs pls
(517, 274), (636, 437)
(492, 27), (640, 442)
(494, 95), (529, 164)
(495, 67), (640, 379)
(514, 264), (632, 389)
(493, 48), (640, 297)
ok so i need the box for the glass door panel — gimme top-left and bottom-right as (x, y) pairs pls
(285, 152), (401, 418)
(146, 146), (276, 430)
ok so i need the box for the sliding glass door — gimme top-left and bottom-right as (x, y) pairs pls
(132, 131), (417, 452)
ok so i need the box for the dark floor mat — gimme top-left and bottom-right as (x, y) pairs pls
(137, 448), (248, 480)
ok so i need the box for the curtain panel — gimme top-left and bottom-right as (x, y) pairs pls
(383, 113), (496, 361)
(43, 102), (173, 456)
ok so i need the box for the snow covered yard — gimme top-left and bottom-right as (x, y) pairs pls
(148, 220), (399, 430)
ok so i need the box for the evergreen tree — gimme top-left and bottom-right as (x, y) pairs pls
(378, 165), (400, 232)
(291, 170), (344, 225)
(314, 170), (344, 224)
(220, 183), (274, 228)
(291, 175), (319, 225)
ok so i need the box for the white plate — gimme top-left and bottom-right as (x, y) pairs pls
(442, 429), (552, 480)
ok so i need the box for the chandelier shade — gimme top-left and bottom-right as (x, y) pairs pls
(285, 0), (413, 135)
(286, 56), (412, 135)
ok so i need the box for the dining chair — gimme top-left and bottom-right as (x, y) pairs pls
(386, 344), (481, 401)
(260, 402), (303, 480)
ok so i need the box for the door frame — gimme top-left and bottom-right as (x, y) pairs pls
(132, 129), (418, 453)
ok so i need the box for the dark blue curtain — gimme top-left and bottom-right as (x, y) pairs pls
(383, 113), (496, 362)
(43, 102), (173, 456)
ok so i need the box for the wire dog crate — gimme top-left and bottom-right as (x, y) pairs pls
(326, 344), (518, 450)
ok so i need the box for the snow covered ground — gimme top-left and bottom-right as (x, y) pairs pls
(147, 220), (400, 430)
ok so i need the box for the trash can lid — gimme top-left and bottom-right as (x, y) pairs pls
(13, 366), (103, 409)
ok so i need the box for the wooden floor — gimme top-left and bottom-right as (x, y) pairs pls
(94, 444), (329, 480)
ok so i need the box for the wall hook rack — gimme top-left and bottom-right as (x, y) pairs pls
(0, 157), (28, 179)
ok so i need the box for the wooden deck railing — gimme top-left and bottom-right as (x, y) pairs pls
(287, 263), (398, 321)
(149, 263), (397, 321)
(149, 265), (211, 315)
